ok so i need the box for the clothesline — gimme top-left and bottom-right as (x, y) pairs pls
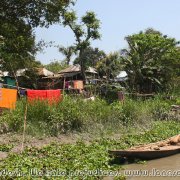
(1, 83), (29, 90)
(0, 88), (62, 109)
(1, 83), (64, 91)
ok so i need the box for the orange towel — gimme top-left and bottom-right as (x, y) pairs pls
(0, 88), (17, 109)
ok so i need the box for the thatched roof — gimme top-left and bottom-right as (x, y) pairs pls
(0, 68), (54, 77)
(58, 65), (81, 74)
(37, 68), (54, 77)
(58, 65), (97, 74)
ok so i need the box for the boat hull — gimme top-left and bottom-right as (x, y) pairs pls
(109, 146), (180, 160)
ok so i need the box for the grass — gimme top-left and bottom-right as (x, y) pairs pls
(0, 94), (179, 137)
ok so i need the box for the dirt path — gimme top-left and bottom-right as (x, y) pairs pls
(0, 132), (93, 160)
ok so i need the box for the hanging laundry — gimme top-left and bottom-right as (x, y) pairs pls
(27, 90), (61, 104)
(20, 89), (26, 97)
(73, 80), (84, 90)
(0, 88), (17, 109)
(0, 89), (2, 101)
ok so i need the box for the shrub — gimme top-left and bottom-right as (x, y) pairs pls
(0, 95), (178, 136)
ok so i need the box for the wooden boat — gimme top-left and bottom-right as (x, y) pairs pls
(109, 135), (180, 160)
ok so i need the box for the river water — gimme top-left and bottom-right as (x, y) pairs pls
(123, 154), (180, 180)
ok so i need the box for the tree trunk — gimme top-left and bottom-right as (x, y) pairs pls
(79, 49), (86, 83)
(10, 63), (20, 97)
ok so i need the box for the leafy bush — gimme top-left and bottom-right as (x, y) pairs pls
(0, 95), (178, 136)
(0, 144), (13, 152)
(149, 96), (170, 120)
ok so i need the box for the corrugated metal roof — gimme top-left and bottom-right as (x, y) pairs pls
(116, 71), (127, 78)
(116, 71), (128, 81)
(86, 67), (97, 74)
(0, 71), (9, 77)
(16, 69), (27, 76)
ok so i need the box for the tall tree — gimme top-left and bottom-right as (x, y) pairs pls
(0, 0), (75, 28)
(74, 47), (106, 68)
(62, 11), (101, 81)
(121, 28), (180, 92)
(45, 60), (68, 73)
(59, 46), (76, 65)
(96, 52), (121, 80)
(0, 0), (74, 72)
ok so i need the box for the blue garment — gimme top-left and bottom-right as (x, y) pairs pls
(20, 89), (26, 96)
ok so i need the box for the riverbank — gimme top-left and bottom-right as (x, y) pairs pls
(0, 95), (179, 179)
(0, 120), (179, 179)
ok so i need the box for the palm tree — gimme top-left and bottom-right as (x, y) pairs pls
(59, 46), (76, 65)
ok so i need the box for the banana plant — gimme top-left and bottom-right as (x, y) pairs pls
(121, 28), (180, 92)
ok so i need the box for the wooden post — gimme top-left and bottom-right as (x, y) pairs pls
(118, 91), (125, 103)
(21, 103), (28, 152)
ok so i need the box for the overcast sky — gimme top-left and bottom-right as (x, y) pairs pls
(35, 0), (180, 64)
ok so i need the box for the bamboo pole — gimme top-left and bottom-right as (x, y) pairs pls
(21, 103), (28, 152)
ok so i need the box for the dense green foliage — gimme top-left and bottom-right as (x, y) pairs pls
(0, 17), (36, 72)
(44, 60), (69, 73)
(121, 28), (180, 93)
(0, 95), (179, 136)
(0, 144), (13, 152)
(0, 0), (74, 72)
(97, 52), (122, 80)
(74, 47), (106, 68)
(0, 0), (74, 28)
(59, 46), (76, 65)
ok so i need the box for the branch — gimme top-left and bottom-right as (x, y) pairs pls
(68, 23), (81, 44)
(85, 26), (91, 42)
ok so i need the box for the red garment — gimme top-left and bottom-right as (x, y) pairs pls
(27, 90), (61, 104)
